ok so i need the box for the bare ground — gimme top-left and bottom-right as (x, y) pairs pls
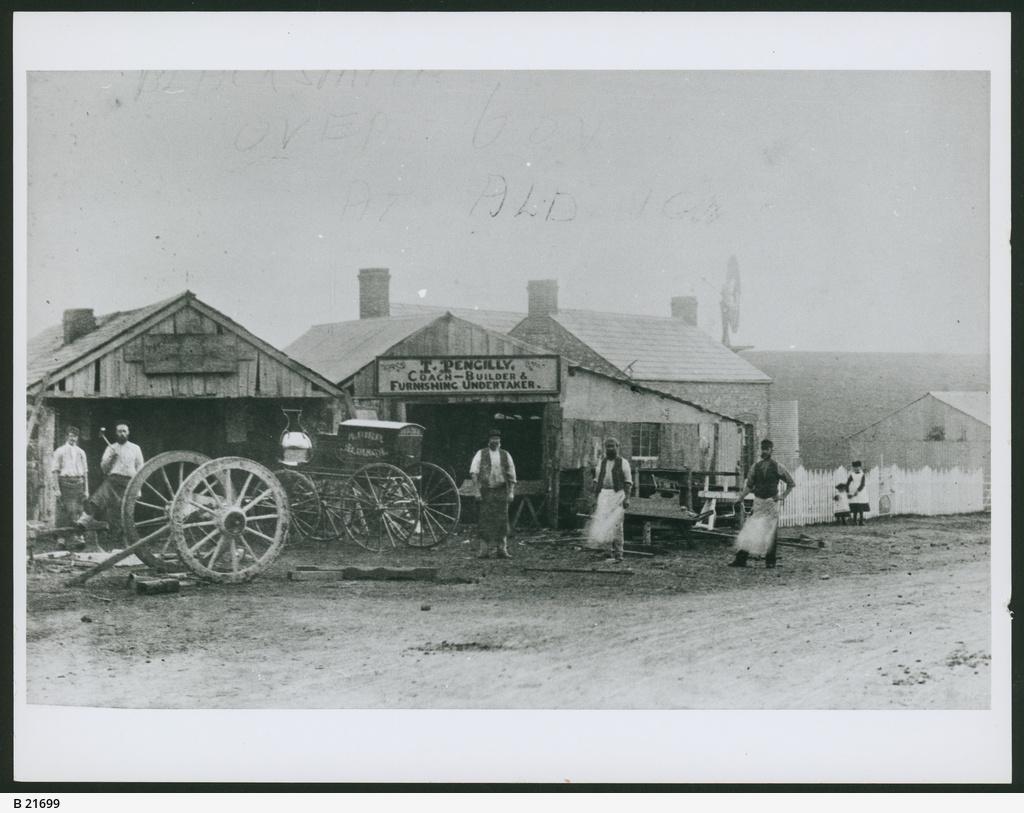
(23, 514), (991, 709)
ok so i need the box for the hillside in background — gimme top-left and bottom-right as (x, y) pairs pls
(739, 351), (990, 469)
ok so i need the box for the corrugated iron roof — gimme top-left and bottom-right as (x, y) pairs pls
(550, 310), (771, 383)
(27, 293), (186, 387)
(390, 302), (526, 334)
(930, 391), (990, 426)
(286, 312), (553, 384)
(285, 315), (439, 384)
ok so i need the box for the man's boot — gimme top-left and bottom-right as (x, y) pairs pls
(728, 550), (749, 567)
(495, 540), (512, 559)
(477, 542), (490, 559)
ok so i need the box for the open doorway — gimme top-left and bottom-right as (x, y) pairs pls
(405, 402), (546, 483)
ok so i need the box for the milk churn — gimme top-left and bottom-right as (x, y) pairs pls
(279, 408), (313, 466)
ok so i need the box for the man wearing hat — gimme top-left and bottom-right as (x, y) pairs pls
(469, 428), (517, 559)
(729, 438), (795, 568)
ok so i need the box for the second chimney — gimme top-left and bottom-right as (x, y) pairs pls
(527, 279), (559, 318)
(358, 268), (391, 319)
(63, 308), (96, 345)
(671, 296), (698, 327)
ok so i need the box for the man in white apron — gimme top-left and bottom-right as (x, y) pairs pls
(729, 439), (795, 569)
(587, 437), (633, 563)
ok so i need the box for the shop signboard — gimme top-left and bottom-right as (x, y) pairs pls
(376, 355), (560, 396)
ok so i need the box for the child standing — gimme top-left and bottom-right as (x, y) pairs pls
(833, 482), (850, 525)
(846, 460), (870, 526)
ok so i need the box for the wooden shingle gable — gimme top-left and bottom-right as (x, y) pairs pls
(29, 292), (344, 399)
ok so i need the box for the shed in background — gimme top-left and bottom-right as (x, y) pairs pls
(846, 391), (990, 474)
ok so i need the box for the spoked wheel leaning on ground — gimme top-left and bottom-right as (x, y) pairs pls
(340, 462), (420, 553)
(170, 457), (290, 583)
(120, 450), (211, 570)
(407, 462), (462, 548)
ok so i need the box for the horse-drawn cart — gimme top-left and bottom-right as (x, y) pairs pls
(67, 413), (461, 585)
(273, 417), (462, 552)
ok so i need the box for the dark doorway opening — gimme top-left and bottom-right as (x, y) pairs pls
(405, 402), (546, 484)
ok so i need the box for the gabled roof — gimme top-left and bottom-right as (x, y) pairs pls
(549, 310), (771, 383)
(285, 315), (440, 384)
(929, 391), (990, 426)
(846, 389), (991, 439)
(28, 293), (186, 387)
(27, 291), (345, 397)
(285, 312), (546, 385)
(390, 302), (526, 334)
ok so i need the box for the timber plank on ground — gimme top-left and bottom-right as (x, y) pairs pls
(288, 566), (438, 582)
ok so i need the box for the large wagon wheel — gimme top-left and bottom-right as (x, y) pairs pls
(120, 451), (211, 570)
(170, 457), (290, 583)
(340, 463), (420, 552)
(408, 462), (462, 548)
(273, 469), (324, 542)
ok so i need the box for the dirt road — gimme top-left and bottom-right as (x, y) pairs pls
(23, 514), (991, 709)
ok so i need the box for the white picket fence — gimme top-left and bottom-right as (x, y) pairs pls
(777, 464), (986, 528)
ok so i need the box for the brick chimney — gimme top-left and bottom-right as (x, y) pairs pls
(670, 296), (698, 327)
(62, 308), (96, 344)
(358, 268), (390, 319)
(527, 279), (559, 318)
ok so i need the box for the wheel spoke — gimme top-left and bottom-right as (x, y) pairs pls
(246, 527), (278, 544)
(384, 510), (416, 527)
(133, 499), (167, 512)
(236, 472), (255, 506)
(186, 498), (216, 515)
(422, 506), (458, 523)
(132, 516), (168, 528)
(187, 527), (219, 554)
(422, 509), (446, 538)
(220, 472), (235, 505)
(204, 535), (228, 568)
(143, 479), (170, 503)
(135, 525), (168, 547)
(241, 488), (275, 514)
(238, 534), (262, 562)
(161, 467), (175, 499)
(179, 518), (219, 529)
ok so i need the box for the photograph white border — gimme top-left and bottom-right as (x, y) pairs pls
(12, 11), (1012, 784)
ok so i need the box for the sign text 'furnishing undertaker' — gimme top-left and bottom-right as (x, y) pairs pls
(376, 356), (560, 396)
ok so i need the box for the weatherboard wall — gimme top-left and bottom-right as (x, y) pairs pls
(847, 394), (990, 473)
(44, 304), (330, 399)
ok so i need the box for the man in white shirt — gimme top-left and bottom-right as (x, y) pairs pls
(76, 421), (145, 536)
(51, 426), (89, 546)
(469, 428), (517, 559)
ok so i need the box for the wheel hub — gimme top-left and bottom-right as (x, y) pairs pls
(220, 508), (247, 535)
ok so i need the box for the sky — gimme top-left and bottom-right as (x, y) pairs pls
(26, 69), (990, 354)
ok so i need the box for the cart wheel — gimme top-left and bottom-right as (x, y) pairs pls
(340, 463), (420, 552)
(317, 477), (348, 543)
(409, 462), (461, 548)
(170, 457), (290, 583)
(120, 451), (211, 570)
(273, 469), (323, 542)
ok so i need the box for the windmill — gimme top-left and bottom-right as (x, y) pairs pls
(719, 255), (742, 348)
